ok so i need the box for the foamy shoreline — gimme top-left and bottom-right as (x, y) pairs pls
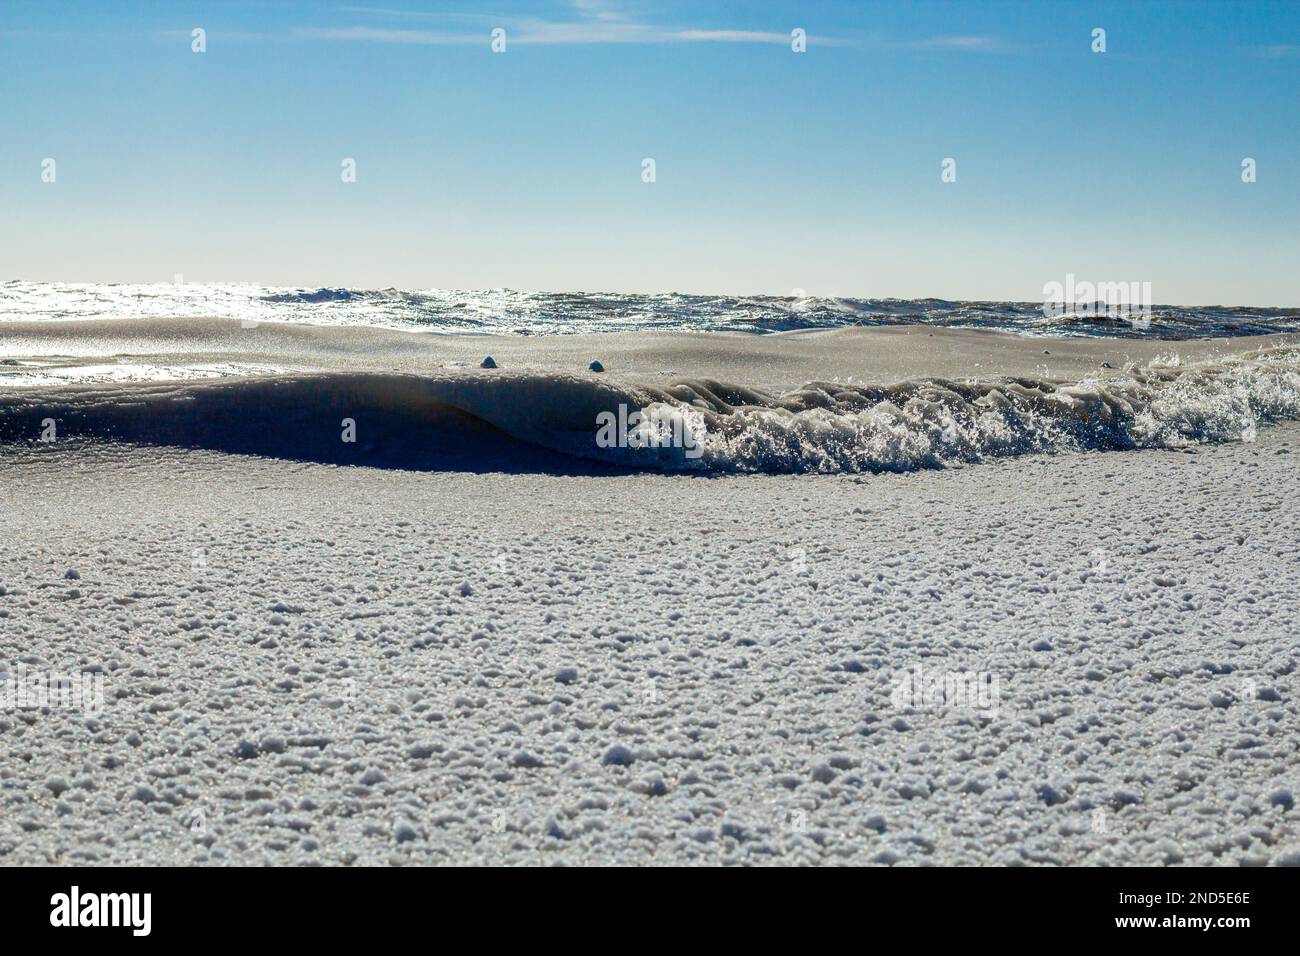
(4, 317), (1299, 390)
(1, 425), (1297, 865)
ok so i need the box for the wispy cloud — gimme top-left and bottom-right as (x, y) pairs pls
(569, 0), (629, 23)
(1248, 43), (1300, 58)
(296, 26), (480, 45)
(306, 1), (828, 46)
(299, 22), (801, 46)
(675, 29), (793, 44)
(308, 6), (1019, 51)
(912, 35), (1015, 53)
(337, 6), (496, 20)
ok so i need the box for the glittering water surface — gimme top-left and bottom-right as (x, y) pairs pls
(3, 280), (1298, 339)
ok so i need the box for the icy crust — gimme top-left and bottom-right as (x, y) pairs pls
(2, 347), (1299, 474)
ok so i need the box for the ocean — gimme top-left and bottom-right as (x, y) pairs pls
(4, 280), (1300, 340)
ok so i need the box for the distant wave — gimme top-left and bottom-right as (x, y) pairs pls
(2, 281), (1298, 339)
(258, 288), (358, 304)
(4, 346), (1298, 474)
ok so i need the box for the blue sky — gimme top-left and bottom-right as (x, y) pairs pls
(1, 0), (1297, 304)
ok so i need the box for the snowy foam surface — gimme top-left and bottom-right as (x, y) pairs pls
(1, 429), (1297, 865)
(2, 318), (1298, 866)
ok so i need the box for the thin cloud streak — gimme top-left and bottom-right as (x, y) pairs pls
(319, 0), (829, 46)
(297, 23), (816, 46)
(337, 6), (500, 20)
(295, 26), (481, 44)
(912, 34), (1018, 52)
(1248, 43), (1300, 58)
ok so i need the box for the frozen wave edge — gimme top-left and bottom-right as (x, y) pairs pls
(2, 346), (1298, 474)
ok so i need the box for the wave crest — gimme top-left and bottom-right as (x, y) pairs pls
(623, 346), (1300, 472)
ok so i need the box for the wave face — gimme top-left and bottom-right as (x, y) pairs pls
(4, 347), (1299, 474)
(3, 281), (1299, 339)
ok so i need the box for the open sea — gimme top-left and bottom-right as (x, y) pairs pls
(3, 281), (1299, 340)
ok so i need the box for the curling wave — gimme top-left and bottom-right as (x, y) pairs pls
(1, 347), (1298, 474)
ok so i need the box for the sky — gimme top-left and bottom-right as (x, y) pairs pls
(1, 0), (1298, 305)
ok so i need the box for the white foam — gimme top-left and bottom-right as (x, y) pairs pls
(612, 346), (1300, 472)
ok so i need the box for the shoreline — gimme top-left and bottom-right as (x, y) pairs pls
(3, 318), (1300, 475)
(4, 317), (1299, 391)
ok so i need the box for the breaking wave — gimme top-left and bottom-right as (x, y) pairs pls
(630, 346), (1300, 472)
(3, 347), (1298, 474)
